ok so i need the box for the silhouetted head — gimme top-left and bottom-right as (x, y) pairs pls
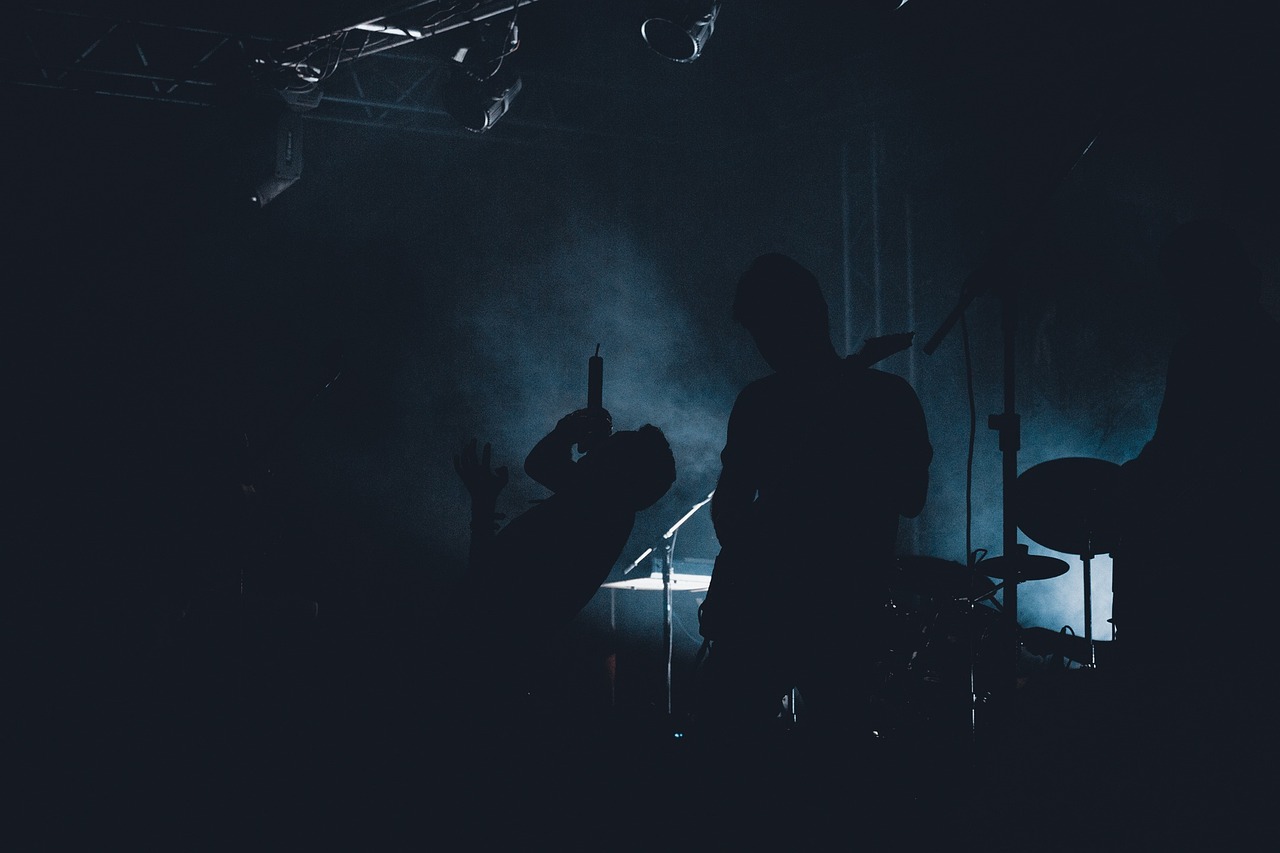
(733, 253), (836, 371)
(1158, 219), (1264, 317)
(577, 424), (676, 511)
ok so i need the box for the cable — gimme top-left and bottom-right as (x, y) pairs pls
(961, 310), (976, 571)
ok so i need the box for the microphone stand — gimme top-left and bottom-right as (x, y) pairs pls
(620, 490), (714, 722)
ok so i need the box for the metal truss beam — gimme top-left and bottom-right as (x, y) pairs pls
(9, 7), (273, 106)
(8, 4), (543, 108)
(8, 3), (872, 154)
(306, 52), (681, 154)
(7, 6), (683, 152)
(269, 0), (543, 84)
(7, 4), (606, 145)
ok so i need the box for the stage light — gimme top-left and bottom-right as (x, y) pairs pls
(442, 68), (523, 133)
(641, 1), (721, 63)
(441, 18), (523, 133)
(241, 57), (321, 208)
(248, 102), (305, 208)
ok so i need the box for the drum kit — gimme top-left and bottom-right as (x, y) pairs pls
(870, 456), (1121, 741)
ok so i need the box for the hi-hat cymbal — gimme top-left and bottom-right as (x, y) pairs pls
(1016, 457), (1121, 556)
(977, 553), (1069, 581)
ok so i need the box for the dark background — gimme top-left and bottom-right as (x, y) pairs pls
(6, 0), (1277, 843)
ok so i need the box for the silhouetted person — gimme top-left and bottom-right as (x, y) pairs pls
(692, 253), (933, 841)
(438, 409), (677, 835)
(451, 408), (676, 697)
(1105, 219), (1280, 846)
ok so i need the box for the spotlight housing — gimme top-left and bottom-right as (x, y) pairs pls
(442, 68), (523, 133)
(441, 18), (522, 133)
(243, 90), (314, 209)
(642, 1), (721, 63)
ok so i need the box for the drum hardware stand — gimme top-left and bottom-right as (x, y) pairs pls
(920, 116), (1104, 828)
(925, 274), (1025, 746)
(922, 118), (1101, 704)
(1015, 456), (1121, 670)
(1080, 542), (1098, 668)
(1050, 537), (1105, 668)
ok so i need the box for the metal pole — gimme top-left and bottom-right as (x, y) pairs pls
(870, 126), (884, 337)
(663, 533), (675, 717)
(842, 140), (853, 355)
(905, 192), (921, 554)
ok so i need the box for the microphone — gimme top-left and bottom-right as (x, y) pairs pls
(578, 344), (608, 454)
(587, 343), (602, 410)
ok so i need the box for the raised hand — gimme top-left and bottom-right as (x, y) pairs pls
(453, 439), (509, 530)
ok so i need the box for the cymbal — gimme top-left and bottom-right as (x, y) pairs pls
(1016, 457), (1121, 556)
(600, 572), (712, 592)
(894, 556), (997, 598)
(977, 554), (1069, 581)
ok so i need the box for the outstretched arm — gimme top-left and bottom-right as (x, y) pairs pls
(453, 438), (509, 573)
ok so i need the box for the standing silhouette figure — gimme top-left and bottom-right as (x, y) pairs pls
(692, 253), (933, 843)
